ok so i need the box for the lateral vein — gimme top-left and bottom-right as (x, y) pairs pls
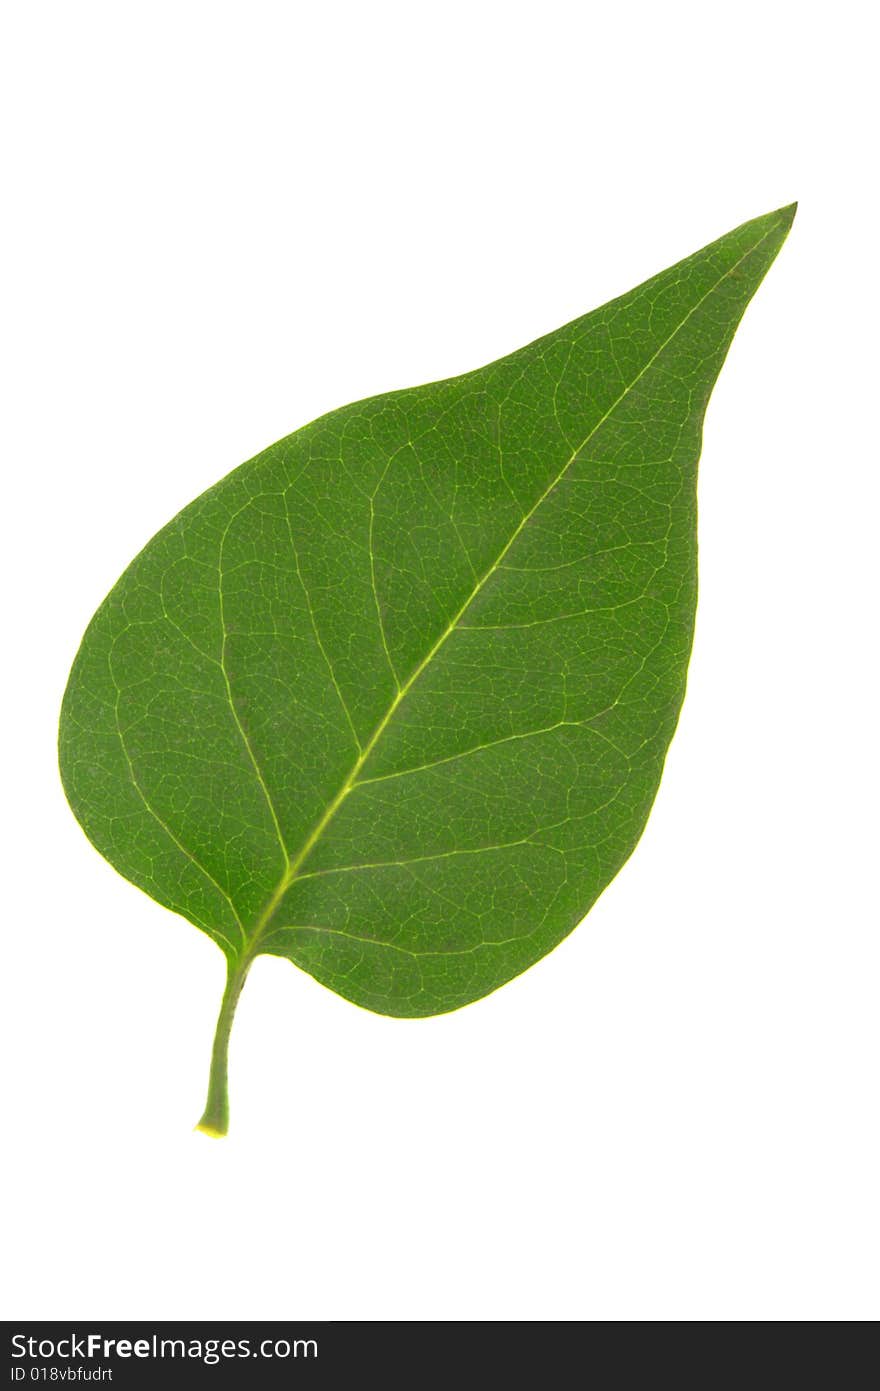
(217, 497), (290, 870)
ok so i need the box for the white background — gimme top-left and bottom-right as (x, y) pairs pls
(2, 1), (877, 1322)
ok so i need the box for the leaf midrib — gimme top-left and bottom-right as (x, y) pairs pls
(155, 215), (785, 962)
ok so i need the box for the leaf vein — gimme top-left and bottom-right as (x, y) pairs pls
(217, 497), (290, 869)
(244, 214), (785, 951)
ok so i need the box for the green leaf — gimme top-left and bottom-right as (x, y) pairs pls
(59, 204), (794, 1133)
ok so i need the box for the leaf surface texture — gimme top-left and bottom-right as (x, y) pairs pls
(60, 206), (794, 1029)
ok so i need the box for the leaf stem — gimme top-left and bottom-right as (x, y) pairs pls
(195, 954), (252, 1137)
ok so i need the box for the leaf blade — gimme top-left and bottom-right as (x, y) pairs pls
(60, 204), (794, 1030)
